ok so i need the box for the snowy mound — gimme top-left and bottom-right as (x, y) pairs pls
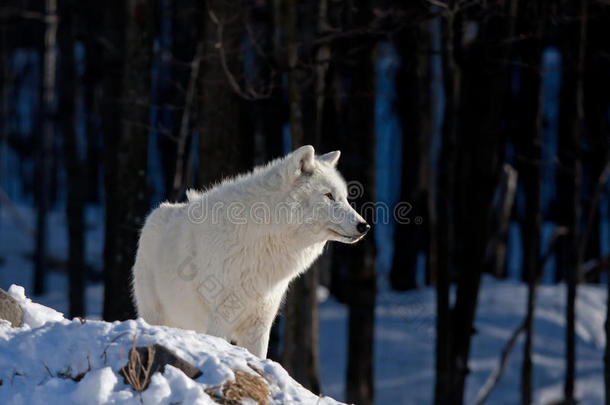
(0, 285), (343, 405)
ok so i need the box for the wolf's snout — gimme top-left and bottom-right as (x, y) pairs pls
(357, 221), (370, 234)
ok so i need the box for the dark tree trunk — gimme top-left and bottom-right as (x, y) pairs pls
(261, 88), (285, 161)
(0, 7), (10, 199)
(282, 268), (321, 393)
(390, 4), (432, 291)
(101, 0), (124, 320)
(248, 0), (285, 163)
(563, 89), (581, 405)
(451, 5), (512, 403)
(59, 0), (85, 317)
(585, 3), (610, 401)
(156, 0), (177, 199)
(163, 0), (201, 201)
(581, 0), (609, 277)
(280, 0), (322, 393)
(35, 0), (59, 296)
(560, 1), (587, 402)
(100, 0), (123, 319)
(343, 63), (377, 405)
(436, 2), (514, 403)
(434, 5), (460, 403)
(170, 40), (203, 201)
(102, 0), (153, 321)
(333, 3), (377, 404)
(81, 1), (103, 206)
(0, 2), (15, 265)
(283, 0), (303, 148)
(197, 0), (250, 188)
(516, 3), (544, 402)
(258, 0), (287, 362)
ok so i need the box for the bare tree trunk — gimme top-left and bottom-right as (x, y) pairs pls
(519, 58), (543, 405)
(451, 8), (511, 403)
(283, 0), (302, 148)
(390, 4), (431, 291)
(0, 7), (10, 254)
(259, 0), (287, 362)
(343, 62), (377, 405)
(434, 4), (460, 403)
(101, 0), (125, 320)
(282, 270), (321, 392)
(584, 3), (610, 402)
(198, 0), (250, 188)
(82, 1), (103, 206)
(280, 0), (321, 392)
(0, 15), (9, 201)
(35, 0), (58, 296)
(426, 15), (440, 290)
(487, 165), (518, 278)
(258, 0), (285, 163)
(564, 1), (587, 402)
(339, 3), (377, 404)
(165, 0), (201, 200)
(563, 103), (581, 405)
(555, 0), (588, 401)
(59, 0), (85, 317)
(171, 41), (203, 200)
(435, 2), (514, 402)
(514, 2), (545, 403)
(102, 0), (153, 321)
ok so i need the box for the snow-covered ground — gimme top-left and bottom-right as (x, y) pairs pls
(318, 280), (606, 404)
(0, 285), (343, 405)
(0, 206), (607, 404)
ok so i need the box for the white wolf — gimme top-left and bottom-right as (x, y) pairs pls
(132, 145), (370, 358)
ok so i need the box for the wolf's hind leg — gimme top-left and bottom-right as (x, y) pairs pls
(132, 266), (166, 325)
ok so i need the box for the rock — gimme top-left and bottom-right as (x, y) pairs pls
(0, 288), (23, 327)
(119, 344), (202, 390)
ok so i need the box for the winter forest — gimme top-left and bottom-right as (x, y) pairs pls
(0, 0), (609, 404)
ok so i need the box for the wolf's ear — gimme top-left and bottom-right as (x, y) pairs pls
(318, 150), (340, 167)
(287, 145), (315, 176)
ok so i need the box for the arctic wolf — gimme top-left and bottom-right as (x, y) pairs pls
(132, 145), (370, 358)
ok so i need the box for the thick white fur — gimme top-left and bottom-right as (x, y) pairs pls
(132, 145), (367, 358)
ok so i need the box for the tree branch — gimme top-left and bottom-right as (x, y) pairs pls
(474, 225), (567, 404)
(474, 320), (526, 405)
(205, 0), (272, 100)
(171, 41), (204, 200)
(578, 159), (610, 278)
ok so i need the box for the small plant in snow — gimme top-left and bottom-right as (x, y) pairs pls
(119, 335), (155, 394)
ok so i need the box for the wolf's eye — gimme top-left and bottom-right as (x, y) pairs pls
(324, 192), (335, 201)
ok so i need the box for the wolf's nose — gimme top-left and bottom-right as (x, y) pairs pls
(357, 222), (370, 234)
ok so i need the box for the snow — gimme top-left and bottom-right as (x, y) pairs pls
(7, 284), (65, 328)
(0, 285), (343, 405)
(318, 277), (606, 404)
(0, 278), (606, 405)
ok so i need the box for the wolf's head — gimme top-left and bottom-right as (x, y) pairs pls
(280, 145), (370, 244)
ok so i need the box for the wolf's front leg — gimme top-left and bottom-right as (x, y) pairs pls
(234, 321), (272, 358)
(245, 328), (271, 358)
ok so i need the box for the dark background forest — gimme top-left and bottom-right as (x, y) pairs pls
(0, 0), (609, 404)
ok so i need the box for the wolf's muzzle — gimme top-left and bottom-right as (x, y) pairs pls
(357, 222), (371, 234)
